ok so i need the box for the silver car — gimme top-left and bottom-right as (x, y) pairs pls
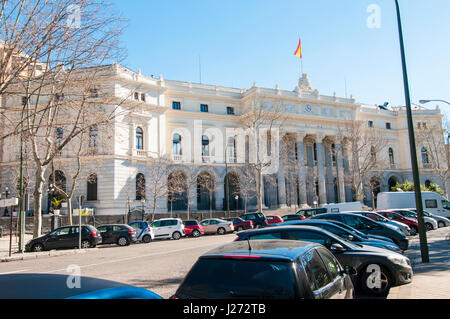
(199, 219), (234, 235)
(388, 209), (438, 231)
(405, 209), (449, 228)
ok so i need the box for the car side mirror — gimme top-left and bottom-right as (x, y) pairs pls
(330, 243), (346, 252)
(347, 235), (355, 241)
(343, 265), (357, 276)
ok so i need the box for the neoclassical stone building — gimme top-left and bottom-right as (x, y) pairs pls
(0, 63), (447, 216)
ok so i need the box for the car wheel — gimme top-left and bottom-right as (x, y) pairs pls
(360, 265), (392, 298)
(81, 240), (91, 249)
(142, 235), (152, 243)
(425, 223), (434, 231)
(438, 221), (445, 228)
(32, 243), (44, 252)
(255, 224), (262, 229)
(192, 229), (201, 237)
(410, 226), (418, 236)
(172, 231), (181, 240)
(217, 227), (226, 235)
(117, 237), (129, 246)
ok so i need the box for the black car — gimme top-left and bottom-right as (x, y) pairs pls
(235, 226), (413, 297)
(311, 213), (409, 251)
(282, 214), (305, 222)
(280, 220), (403, 254)
(297, 208), (328, 218)
(0, 274), (163, 299)
(239, 212), (268, 228)
(25, 225), (102, 252)
(325, 219), (396, 244)
(97, 224), (137, 246)
(172, 240), (355, 299)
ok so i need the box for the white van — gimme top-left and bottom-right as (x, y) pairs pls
(377, 192), (450, 218)
(323, 202), (363, 213)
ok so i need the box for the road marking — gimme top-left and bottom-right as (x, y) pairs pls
(39, 241), (222, 274)
(0, 268), (32, 275)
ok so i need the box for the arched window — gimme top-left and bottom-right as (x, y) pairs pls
(173, 133), (182, 156)
(136, 173), (146, 200)
(87, 173), (98, 201)
(389, 148), (395, 165)
(421, 147), (429, 164)
(136, 127), (144, 150)
(201, 136), (209, 156)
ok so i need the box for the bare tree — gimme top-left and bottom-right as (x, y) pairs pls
(146, 156), (172, 221)
(235, 166), (256, 214)
(0, 1), (127, 238)
(239, 98), (288, 212)
(416, 121), (449, 198)
(338, 118), (389, 202)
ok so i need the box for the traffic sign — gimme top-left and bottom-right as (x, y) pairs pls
(0, 197), (18, 208)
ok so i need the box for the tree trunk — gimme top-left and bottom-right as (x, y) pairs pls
(256, 168), (263, 213)
(68, 199), (73, 225)
(32, 166), (46, 238)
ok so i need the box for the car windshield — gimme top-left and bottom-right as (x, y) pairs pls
(183, 221), (198, 226)
(177, 258), (297, 299)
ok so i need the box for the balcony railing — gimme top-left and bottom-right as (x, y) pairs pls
(202, 155), (212, 163)
(172, 154), (183, 162)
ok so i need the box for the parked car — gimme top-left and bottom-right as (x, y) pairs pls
(282, 214), (306, 222)
(266, 215), (284, 225)
(97, 224), (137, 246)
(0, 274), (163, 299)
(222, 217), (253, 232)
(128, 221), (154, 243)
(347, 211), (412, 236)
(239, 212), (268, 228)
(25, 225), (101, 252)
(280, 220), (403, 254)
(376, 211), (419, 236)
(297, 208), (327, 218)
(405, 208), (450, 228)
(386, 209), (438, 231)
(324, 219), (396, 244)
(311, 213), (409, 251)
(182, 220), (205, 237)
(200, 219), (234, 235)
(235, 226), (413, 297)
(376, 191), (450, 218)
(171, 240), (355, 299)
(150, 218), (185, 240)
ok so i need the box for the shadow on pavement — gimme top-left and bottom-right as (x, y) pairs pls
(128, 277), (184, 290)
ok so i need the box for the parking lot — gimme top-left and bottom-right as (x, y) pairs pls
(0, 223), (449, 299)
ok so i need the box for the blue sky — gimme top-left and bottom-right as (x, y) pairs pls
(111, 0), (450, 109)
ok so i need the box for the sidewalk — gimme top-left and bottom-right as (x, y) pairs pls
(0, 234), (95, 262)
(388, 226), (450, 299)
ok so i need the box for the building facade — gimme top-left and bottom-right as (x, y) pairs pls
(0, 63), (447, 216)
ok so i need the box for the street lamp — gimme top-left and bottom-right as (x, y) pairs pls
(419, 100), (450, 106)
(395, 0), (429, 262)
(2, 187), (10, 216)
(234, 195), (239, 212)
(141, 199), (146, 221)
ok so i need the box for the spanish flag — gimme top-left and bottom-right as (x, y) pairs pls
(294, 37), (302, 59)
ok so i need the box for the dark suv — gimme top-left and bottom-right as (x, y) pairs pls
(311, 213), (409, 251)
(25, 225), (102, 252)
(172, 240), (355, 299)
(239, 212), (268, 228)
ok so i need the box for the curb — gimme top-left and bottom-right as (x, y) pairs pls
(0, 248), (99, 263)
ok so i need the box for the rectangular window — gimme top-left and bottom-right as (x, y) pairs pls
(368, 121), (374, 128)
(134, 92), (139, 100)
(200, 104), (209, 112)
(425, 200), (438, 209)
(227, 107), (235, 115)
(141, 93), (146, 102)
(386, 122), (392, 130)
(172, 101), (181, 110)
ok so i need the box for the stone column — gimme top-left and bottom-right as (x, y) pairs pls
(296, 133), (308, 207)
(336, 143), (346, 203)
(316, 135), (327, 205)
(277, 137), (287, 208)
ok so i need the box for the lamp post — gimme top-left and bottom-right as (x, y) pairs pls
(419, 100), (450, 106)
(235, 195), (239, 212)
(395, 0), (429, 262)
(141, 199), (146, 221)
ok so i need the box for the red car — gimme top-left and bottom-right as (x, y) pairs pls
(223, 217), (253, 232)
(376, 211), (419, 236)
(266, 215), (284, 225)
(182, 220), (205, 237)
